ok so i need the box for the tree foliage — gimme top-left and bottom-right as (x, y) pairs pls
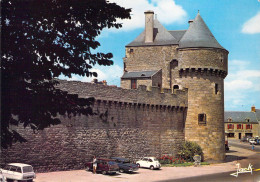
(1, 0), (131, 148)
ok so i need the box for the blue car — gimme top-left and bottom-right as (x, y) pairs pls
(111, 157), (139, 173)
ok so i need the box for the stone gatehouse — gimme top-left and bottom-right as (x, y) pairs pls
(1, 11), (228, 172)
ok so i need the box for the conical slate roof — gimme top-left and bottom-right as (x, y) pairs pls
(179, 13), (224, 49)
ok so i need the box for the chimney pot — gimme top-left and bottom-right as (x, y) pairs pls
(251, 105), (256, 112)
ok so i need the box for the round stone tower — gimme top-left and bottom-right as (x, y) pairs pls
(178, 13), (228, 161)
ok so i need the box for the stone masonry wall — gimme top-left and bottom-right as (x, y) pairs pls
(152, 69), (162, 87)
(124, 45), (178, 89)
(1, 80), (187, 172)
(178, 48), (227, 161)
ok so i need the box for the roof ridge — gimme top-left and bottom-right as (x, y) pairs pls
(169, 30), (187, 32)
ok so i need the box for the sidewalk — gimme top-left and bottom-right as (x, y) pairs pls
(34, 146), (255, 182)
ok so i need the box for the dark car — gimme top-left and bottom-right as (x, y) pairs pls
(111, 157), (139, 173)
(86, 158), (119, 175)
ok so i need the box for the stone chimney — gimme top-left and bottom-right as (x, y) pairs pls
(251, 105), (256, 112)
(144, 10), (154, 43)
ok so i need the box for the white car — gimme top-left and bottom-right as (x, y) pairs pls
(249, 138), (257, 145)
(0, 170), (6, 182)
(1, 163), (36, 182)
(136, 157), (161, 170)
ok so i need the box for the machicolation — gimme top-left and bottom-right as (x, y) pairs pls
(1, 11), (228, 171)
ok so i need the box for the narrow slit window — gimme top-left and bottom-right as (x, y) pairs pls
(215, 83), (219, 94)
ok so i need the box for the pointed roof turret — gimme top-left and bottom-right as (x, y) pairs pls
(179, 12), (225, 50)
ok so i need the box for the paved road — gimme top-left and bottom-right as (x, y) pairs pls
(34, 140), (260, 182)
(229, 139), (260, 152)
(161, 170), (260, 182)
(163, 139), (260, 182)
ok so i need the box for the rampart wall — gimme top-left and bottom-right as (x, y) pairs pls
(1, 80), (188, 172)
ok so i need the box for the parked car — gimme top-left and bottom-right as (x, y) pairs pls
(110, 157), (139, 173)
(0, 163), (36, 182)
(247, 137), (253, 142)
(240, 137), (247, 142)
(136, 157), (161, 170)
(249, 138), (257, 145)
(86, 158), (119, 175)
(0, 170), (6, 182)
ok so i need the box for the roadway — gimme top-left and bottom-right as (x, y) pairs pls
(163, 139), (260, 182)
(34, 139), (260, 182)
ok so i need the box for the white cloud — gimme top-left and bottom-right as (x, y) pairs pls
(225, 59), (260, 110)
(59, 64), (123, 86)
(225, 79), (253, 91)
(108, 0), (187, 31)
(228, 59), (249, 71)
(242, 11), (260, 34)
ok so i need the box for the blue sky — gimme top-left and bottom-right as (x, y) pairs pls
(63, 0), (260, 112)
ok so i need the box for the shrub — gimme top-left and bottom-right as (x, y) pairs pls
(177, 141), (203, 162)
(158, 155), (185, 164)
(158, 155), (173, 164)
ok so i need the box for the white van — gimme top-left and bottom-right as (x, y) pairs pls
(1, 163), (36, 182)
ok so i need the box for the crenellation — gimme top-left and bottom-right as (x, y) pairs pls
(1, 11), (228, 171)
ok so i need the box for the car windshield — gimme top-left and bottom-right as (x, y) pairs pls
(153, 159), (159, 162)
(23, 166), (33, 173)
(108, 161), (116, 165)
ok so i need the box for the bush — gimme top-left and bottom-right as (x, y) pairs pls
(158, 155), (185, 164)
(177, 141), (203, 162)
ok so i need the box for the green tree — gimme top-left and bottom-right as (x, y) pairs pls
(1, 0), (131, 148)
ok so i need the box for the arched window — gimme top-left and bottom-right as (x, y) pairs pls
(173, 85), (179, 89)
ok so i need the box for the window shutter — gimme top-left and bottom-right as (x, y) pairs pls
(251, 124), (252, 129)
(242, 124), (243, 129)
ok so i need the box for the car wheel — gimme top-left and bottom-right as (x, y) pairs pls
(102, 171), (107, 175)
(150, 165), (154, 170)
(137, 163), (140, 168)
(86, 166), (90, 171)
(119, 169), (124, 173)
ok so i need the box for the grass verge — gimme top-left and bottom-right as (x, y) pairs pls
(162, 162), (210, 167)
